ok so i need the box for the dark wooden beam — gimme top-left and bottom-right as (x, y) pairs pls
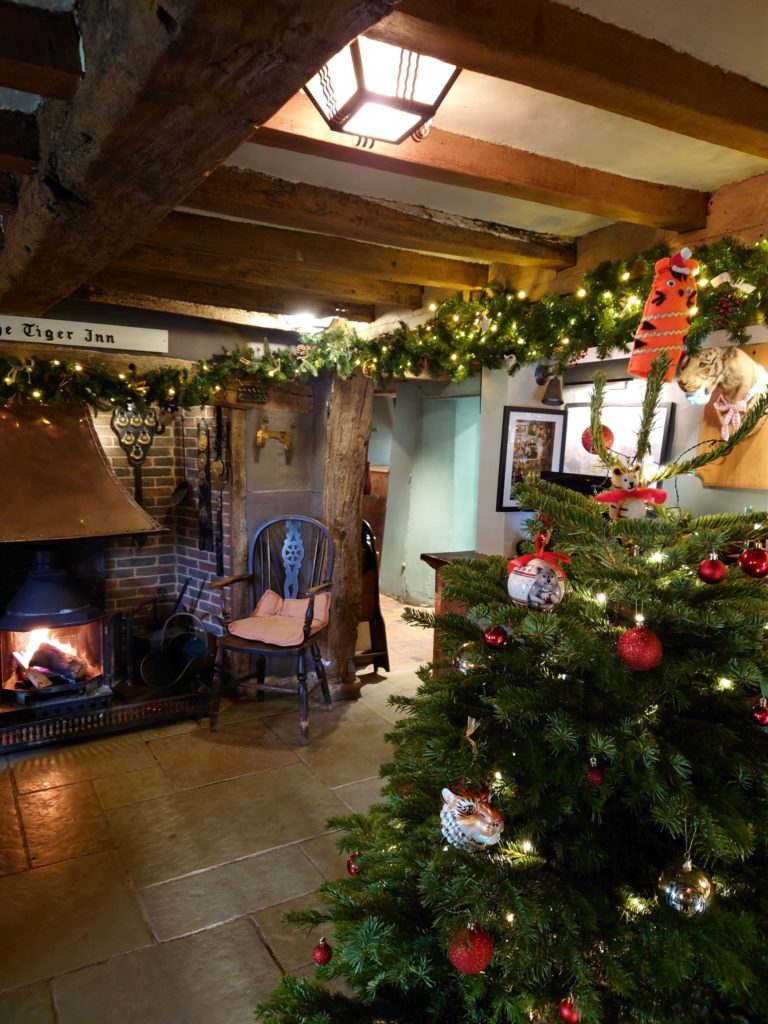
(185, 167), (576, 268)
(84, 271), (375, 322)
(113, 243), (423, 308)
(257, 95), (709, 231)
(0, 0), (398, 314)
(0, 0), (81, 100)
(369, 0), (768, 160)
(146, 211), (487, 288)
(0, 172), (17, 213)
(0, 111), (37, 174)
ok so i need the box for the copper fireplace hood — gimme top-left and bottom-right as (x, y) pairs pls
(0, 404), (162, 542)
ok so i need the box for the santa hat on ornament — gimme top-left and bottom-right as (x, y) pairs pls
(670, 247), (694, 277)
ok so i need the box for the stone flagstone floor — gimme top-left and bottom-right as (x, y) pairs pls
(0, 595), (432, 1024)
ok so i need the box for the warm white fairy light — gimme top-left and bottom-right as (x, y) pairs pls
(718, 677), (733, 690)
(428, 302), (437, 311)
(595, 592), (608, 605)
(635, 612), (646, 624)
(517, 290), (526, 300)
(577, 288), (587, 298)
(520, 839), (534, 854)
(505, 911), (516, 924)
(621, 271), (630, 282)
(494, 770), (503, 781)
(648, 551), (666, 563)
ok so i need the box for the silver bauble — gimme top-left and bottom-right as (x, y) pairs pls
(452, 642), (482, 676)
(657, 859), (712, 916)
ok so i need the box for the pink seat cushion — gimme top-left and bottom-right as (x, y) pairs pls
(227, 589), (331, 646)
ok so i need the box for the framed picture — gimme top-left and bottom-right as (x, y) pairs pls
(562, 403), (675, 475)
(496, 406), (567, 511)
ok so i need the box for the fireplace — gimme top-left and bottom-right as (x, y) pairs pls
(0, 405), (212, 752)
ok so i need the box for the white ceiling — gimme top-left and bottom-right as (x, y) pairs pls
(228, 0), (768, 242)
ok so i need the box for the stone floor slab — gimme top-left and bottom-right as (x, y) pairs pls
(53, 918), (281, 1024)
(11, 733), (156, 794)
(93, 765), (177, 810)
(299, 832), (346, 881)
(253, 892), (327, 972)
(0, 764), (27, 876)
(0, 850), (150, 990)
(333, 775), (385, 814)
(265, 701), (394, 788)
(141, 843), (324, 940)
(148, 717), (298, 788)
(105, 761), (348, 887)
(19, 780), (113, 867)
(0, 980), (55, 1023)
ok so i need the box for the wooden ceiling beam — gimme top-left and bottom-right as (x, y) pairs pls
(0, 172), (17, 213)
(113, 243), (424, 308)
(146, 211), (487, 289)
(185, 167), (576, 268)
(368, 0), (768, 160)
(257, 95), (708, 231)
(0, 0), (398, 314)
(0, 0), (81, 100)
(0, 111), (37, 174)
(85, 271), (375, 322)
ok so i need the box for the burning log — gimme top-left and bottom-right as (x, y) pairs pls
(29, 642), (87, 681)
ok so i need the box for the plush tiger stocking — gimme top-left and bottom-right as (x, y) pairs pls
(629, 248), (698, 382)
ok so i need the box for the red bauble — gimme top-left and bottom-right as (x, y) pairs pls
(581, 424), (614, 453)
(697, 556), (728, 584)
(559, 998), (581, 1023)
(585, 761), (604, 788)
(312, 938), (333, 965)
(617, 627), (662, 671)
(483, 625), (508, 648)
(447, 925), (494, 974)
(738, 547), (768, 579)
(752, 700), (768, 727)
(346, 851), (360, 876)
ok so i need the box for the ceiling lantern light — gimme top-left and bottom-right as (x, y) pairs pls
(304, 36), (460, 145)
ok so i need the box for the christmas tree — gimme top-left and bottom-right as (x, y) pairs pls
(257, 357), (768, 1024)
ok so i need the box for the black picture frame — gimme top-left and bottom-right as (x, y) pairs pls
(496, 405), (567, 511)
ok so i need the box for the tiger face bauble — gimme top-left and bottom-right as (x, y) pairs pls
(440, 785), (504, 852)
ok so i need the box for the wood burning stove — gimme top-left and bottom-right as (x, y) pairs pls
(0, 547), (111, 712)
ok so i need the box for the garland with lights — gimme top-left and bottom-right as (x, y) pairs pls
(1, 236), (767, 409)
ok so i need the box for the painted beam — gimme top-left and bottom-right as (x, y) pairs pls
(146, 211), (488, 289)
(185, 167), (576, 268)
(84, 271), (375, 322)
(113, 243), (423, 308)
(257, 95), (709, 231)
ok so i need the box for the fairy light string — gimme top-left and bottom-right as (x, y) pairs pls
(1, 236), (766, 408)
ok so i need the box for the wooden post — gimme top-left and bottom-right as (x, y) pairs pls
(322, 370), (373, 685)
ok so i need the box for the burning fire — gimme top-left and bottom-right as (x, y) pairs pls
(13, 628), (79, 669)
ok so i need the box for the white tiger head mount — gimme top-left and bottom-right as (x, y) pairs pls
(440, 785), (504, 852)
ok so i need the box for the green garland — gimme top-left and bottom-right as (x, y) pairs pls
(1, 236), (767, 409)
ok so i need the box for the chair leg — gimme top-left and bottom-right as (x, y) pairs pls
(297, 650), (309, 745)
(256, 655), (265, 701)
(312, 642), (332, 705)
(209, 644), (226, 732)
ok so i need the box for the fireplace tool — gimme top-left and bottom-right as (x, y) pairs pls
(139, 611), (210, 694)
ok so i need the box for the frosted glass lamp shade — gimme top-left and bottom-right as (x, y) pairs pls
(304, 37), (459, 144)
